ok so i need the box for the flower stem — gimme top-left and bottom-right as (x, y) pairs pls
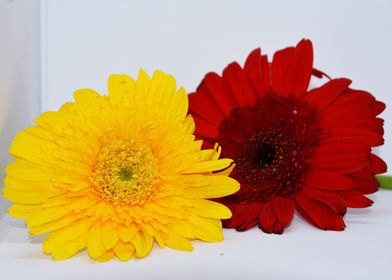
(377, 175), (392, 190)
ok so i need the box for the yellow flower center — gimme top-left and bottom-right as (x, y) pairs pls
(91, 138), (159, 205)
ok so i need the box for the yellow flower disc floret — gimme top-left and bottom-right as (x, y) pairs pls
(92, 138), (159, 205)
(3, 69), (239, 262)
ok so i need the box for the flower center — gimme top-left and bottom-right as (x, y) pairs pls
(91, 138), (159, 205)
(217, 92), (323, 202)
(255, 144), (276, 168)
(116, 166), (134, 181)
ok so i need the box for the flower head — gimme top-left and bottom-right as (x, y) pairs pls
(189, 40), (387, 233)
(3, 70), (239, 261)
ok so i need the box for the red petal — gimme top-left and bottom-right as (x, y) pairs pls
(191, 115), (219, 139)
(218, 119), (247, 145)
(271, 39), (313, 96)
(204, 72), (237, 116)
(311, 148), (369, 174)
(370, 100), (386, 116)
(302, 186), (347, 215)
(312, 68), (331, 79)
(328, 128), (384, 147)
(349, 174), (380, 195)
(258, 201), (277, 233)
(293, 40), (314, 95)
(306, 78), (352, 110)
(315, 139), (370, 155)
(339, 191), (373, 208)
(369, 154), (387, 174)
(319, 90), (384, 131)
(188, 85), (225, 126)
(351, 167), (374, 179)
(244, 48), (270, 97)
(271, 46), (295, 95)
(258, 201), (288, 234)
(224, 203), (262, 230)
(236, 219), (258, 231)
(223, 204), (248, 229)
(271, 196), (295, 226)
(311, 136), (371, 174)
(304, 170), (355, 190)
(223, 62), (257, 107)
(295, 191), (346, 231)
(331, 118), (384, 134)
(271, 220), (285, 234)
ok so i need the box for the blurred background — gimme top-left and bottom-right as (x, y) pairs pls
(1, 0), (391, 221)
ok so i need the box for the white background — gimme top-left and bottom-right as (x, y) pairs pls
(0, 0), (40, 221)
(1, 0), (392, 279)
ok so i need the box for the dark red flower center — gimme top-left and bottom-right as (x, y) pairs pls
(218, 92), (323, 202)
(255, 143), (275, 167)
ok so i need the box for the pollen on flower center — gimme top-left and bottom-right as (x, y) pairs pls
(91, 138), (159, 205)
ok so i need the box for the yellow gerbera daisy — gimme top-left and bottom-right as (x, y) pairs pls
(3, 70), (239, 261)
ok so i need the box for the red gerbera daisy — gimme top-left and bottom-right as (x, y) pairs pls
(189, 39), (387, 234)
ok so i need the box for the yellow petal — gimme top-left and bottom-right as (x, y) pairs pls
(101, 223), (119, 249)
(6, 161), (50, 181)
(27, 206), (70, 227)
(152, 230), (165, 248)
(113, 241), (135, 261)
(210, 143), (222, 161)
(22, 126), (56, 142)
(34, 111), (68, 130)
(190, 216), (223, 243)
(51, 240), (80, 261)
(136, 69), (151, 99)
(29, 214), (79, 235)
(97, 250), (115, 262)
(42, 196), (73, 208)
(108, 74), (135, 104)
(170, 87), (188, 120)
(87, 226), (106, 259)
(187, 175), (240, 199)
(43, 230), (66, 254)
(164, 233), (193, 252)
(197, 143), (221, 162)
(149, 71), (176, 106)
(61, 218), (93, 241)
(4, 176), (54, 192)
(8, 204), (42, 219)
(3, 187), (50, 205)
(183, 115), (195, 134)
(73, 89), (100, 103)
(194, 199), (232, 219)
(182, 159), (232, 174)
(68, 196), (97, 211)
(171, 221), (195, 239)
(119, 224), (139, 242)
(10, 132), (55, 164)
(131, 230), (154, 258)
(43, 227), (87, 260)
(216, 163), (236, 176)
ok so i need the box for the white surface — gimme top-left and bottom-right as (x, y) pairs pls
(1, 189), (392, 280)
(1, 0), (392, 280)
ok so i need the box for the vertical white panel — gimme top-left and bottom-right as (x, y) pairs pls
(0, 0), (41, 221)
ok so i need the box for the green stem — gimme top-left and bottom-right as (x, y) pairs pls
(377, 175), (392, 190)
